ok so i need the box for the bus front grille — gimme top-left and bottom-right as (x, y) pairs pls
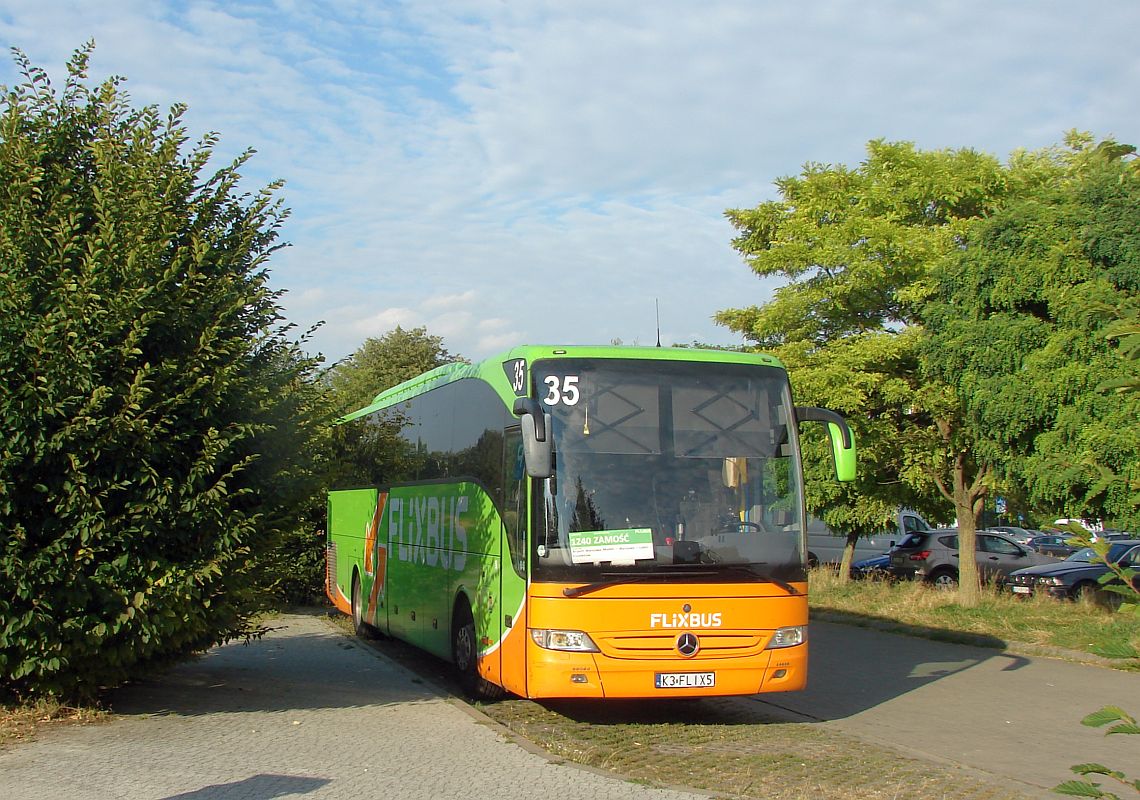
(597, 632), (764, 660)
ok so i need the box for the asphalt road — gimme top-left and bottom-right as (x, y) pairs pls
(749, 621), (1138, 797)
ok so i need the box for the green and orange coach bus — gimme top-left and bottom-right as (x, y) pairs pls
(326, 345), (855, 699)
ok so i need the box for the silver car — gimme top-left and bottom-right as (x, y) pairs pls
(987, 525), (1042, 546)
(888, 529), (1057, 587)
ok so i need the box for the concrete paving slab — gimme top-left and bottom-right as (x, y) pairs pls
(0, 612), (707, 800)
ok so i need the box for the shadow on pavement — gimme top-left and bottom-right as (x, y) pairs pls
(765, 620), (1032, 722)
(107, 612), (441, 718)
(161, 774), (330, 799)
(505, 621), (1031, 727)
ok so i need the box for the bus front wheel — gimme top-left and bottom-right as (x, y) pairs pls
(452, 602), (505, 701)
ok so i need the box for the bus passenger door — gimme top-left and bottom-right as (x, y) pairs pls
(498, 427), (530, 697)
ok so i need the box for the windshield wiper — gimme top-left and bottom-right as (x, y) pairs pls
(670, 564), (800, 595)
(562, 571), (713, 598)
(745, 570), (799, 595)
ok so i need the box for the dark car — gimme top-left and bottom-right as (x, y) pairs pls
(1006, 540), (1140, 603)
(1029, 534), (1078, 558)
(850, 553), (891, 580)
(888, 529), (1055, 587)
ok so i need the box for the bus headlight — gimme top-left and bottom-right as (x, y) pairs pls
(766, 625), (806, 649)
(529, 628), (600, 652)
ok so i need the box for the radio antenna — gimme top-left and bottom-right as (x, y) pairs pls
(655, 298), (661, 348)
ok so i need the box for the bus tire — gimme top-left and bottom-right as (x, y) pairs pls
(452, 602), (505, 701)
(351, 572), (376, 639)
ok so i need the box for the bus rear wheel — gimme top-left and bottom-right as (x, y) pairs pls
(351, 573), (376, 639)
(452, 602), (505, 701)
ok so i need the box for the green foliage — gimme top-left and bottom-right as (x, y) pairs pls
(779, 329), (942, 537)
(1100, 304), (1140, 395)
(1055, 707), (1140, 798)
(0, 45), (329, 700)
(720, 134), (1140, 602)
(718, 139), (1007, 347)
(923, 139), (1140, 527)
(717, 140), (1017, 596)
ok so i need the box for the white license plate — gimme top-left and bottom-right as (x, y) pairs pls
(655, 671), (715, 689)
(1012, 586), (1031, 594)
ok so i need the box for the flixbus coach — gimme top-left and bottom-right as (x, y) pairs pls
(326, 345), (855, 700)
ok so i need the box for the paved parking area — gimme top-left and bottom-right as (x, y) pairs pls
(0, 612), (708, 800)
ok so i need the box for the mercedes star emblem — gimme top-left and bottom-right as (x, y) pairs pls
(676, 632), (700, 657)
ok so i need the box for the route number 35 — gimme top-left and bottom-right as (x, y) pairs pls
(543, 375), (580, 406)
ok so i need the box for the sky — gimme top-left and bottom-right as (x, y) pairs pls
(2, 1), (1138, 364)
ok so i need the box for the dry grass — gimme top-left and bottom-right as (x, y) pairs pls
(481, 696), (1030, 800)
(807, 568), (1140, 665)
(0, 699), (107, 748)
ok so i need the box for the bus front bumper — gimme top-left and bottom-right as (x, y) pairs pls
(524, 638), (807, 699)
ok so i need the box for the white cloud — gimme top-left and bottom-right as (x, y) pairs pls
(348, 306), (419, 337)
(3, 0), (1138, 364)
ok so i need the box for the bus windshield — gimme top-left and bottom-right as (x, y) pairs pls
(531, 358), (806, 584)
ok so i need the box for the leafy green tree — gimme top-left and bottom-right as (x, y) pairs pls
(923, 135), (1140, 530)
(0, 45), (327, 700)
(717, 140), (1012, 600)
(783, 330), (943, 577)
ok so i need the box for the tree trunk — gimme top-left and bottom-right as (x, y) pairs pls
(932, 419), (990, 607)
(954, 499), (981, 606)
(838, 532), (860, 583)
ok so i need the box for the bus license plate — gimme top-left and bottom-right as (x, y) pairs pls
(655, 672), (715, 689)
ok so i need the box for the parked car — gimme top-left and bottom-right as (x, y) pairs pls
(1029, 534), (1079, 558)
(1006, 540), (1140, 604)
(986, 526), (1041, 546)
(1100, 530), (1136, 542)
(850, 553), (892, 580)
(888, 529), (1056, 587)
(806, 509), (932, 567)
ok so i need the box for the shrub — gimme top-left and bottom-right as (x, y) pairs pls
(0, 45), (328, 700)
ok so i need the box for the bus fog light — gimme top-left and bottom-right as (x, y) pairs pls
(530, 628), (600, 652)
(766, 625), (806, 649)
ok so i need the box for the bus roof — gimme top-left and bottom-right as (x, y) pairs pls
(339, 344), (785, 423)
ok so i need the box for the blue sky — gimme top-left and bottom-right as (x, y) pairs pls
(2, 1), (1138, 363)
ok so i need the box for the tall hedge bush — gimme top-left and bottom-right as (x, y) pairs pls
(0, 45), (328, 700)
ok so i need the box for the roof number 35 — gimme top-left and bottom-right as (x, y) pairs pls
(543, 375), (580, 406)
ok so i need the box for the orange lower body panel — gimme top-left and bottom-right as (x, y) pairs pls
(522, 583), (809, 699)
(525, 639), (806, 698)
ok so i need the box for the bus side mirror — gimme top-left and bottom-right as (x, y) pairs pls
(794, 406), (857, 482)
(513, 398), (553, 478)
